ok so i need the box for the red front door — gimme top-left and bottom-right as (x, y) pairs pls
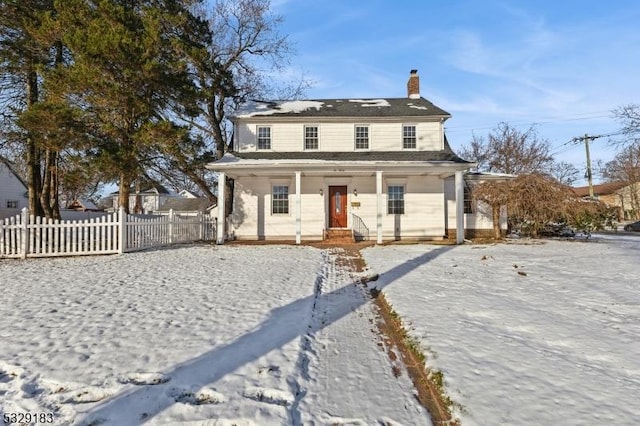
(329, 185), (347, 228)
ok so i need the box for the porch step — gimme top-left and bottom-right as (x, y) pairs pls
(324, 229), (354, 243)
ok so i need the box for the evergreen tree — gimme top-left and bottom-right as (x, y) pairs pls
(50, 0), (209, 212)
(0, 0), (56, 216)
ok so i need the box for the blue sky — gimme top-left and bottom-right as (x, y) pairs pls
(272, 0), (640, 184)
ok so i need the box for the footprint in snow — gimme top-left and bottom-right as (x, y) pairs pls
(60, 386), (114, 404)
(119, 372), (170, 386)
(257, 365), (281, 378)
(242, 386), (294, 406)
(0, 370), (16, 384)
(0, 363), (23, 382)
(170, 387), (226, 405)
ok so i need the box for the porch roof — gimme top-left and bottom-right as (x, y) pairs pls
(206, 151), (473, 178)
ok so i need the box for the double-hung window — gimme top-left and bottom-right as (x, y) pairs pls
(387, 185), (405, 214)
(304, 125), (319, 150)
(403, 125), (417, 149)
(257, 126), (271, 150)
(6, 200), (18, 209)
(355, 125), (369, 150)
(464, 184), (474, 214)
(272, 185), (289, 214)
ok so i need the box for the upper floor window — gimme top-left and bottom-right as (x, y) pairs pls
(257, 126), (271, 150)
(304, 125), (319, 150)
(355, 125), (369, 150)
(272, 185), (289, 214)
(403, 125), (416, 149)
(387, 185), (405, 214)
(6, 200), (18, 209)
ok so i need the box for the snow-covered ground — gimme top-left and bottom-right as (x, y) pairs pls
(4, 235), (638, 426)
(362, 233), (640, 425)
(0, 245), (426, 425)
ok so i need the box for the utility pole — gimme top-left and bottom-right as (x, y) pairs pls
(572, 133), (607, 199)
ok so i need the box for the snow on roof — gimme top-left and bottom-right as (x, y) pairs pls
(235, 100), (325, 118)
(348, 99), (391, 107)
(407, 102), (430, 111)
(78, 199), (99, 210)
(465, 171), (517, 179)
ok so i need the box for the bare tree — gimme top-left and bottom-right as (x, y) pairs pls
(613, 104), (640, 145)
(459, 122), (554, 175)
(178, 0), (308, 210)
(472, 180), (511, 239)
(549, 161), (580, 186)
(508, 173), (577, 238)
(602, 142), (640, 219)
(457, 133), (488, 170)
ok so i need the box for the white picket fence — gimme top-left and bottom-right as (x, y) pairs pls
(0, 208), (216, 259)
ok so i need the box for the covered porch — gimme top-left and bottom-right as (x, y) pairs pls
(208, 156), (469, 245)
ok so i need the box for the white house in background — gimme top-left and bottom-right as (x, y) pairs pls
(109, 183), (175, 213)
(66, 199), (101, 212)
(178, 189), (200, 199)
(155, 196), (217, 217)
(207, 70), (485, 244)
(0, 157), (28, 220)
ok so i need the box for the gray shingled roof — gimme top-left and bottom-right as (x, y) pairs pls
(157, 197), (213, 212)
(233, 97), (450, 119)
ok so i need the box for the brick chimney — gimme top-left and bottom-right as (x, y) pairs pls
(407, 69), (420, 99)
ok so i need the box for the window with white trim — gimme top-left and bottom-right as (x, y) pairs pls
(355, 125), (369, 150)
(272, 185), (289, 214)
(387, 185), (405, 214)
(464, 184), (474, 214)
(304, 125), (319, 150)
(403, 125), (416, 149)
(6, 200), (18, 209)
(257, 126), (271, 150)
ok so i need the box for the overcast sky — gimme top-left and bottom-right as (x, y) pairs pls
(273, 0), (640, 184)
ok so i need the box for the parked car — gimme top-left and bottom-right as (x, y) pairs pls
(540, 223), (575, 237)
(623, 221), (640, 232)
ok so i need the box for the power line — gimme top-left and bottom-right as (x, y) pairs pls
(444, 111), (615, 134)
(569, 133), (623, 198)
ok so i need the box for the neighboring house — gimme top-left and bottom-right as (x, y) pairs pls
(178, 189), (201, 199)
(573, 181), (640, 220)
(155, 196), (217, 217)
(0, 157), (28, 220)
(207, 70), (488, 244)
(445, 171), (515, 239)
(110, 183), (175, 213)
(66, 199), (102, 212)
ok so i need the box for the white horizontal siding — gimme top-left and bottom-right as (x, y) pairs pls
(235, 120), (443, 152)
(231, 176), (325, 240)
(443, 176), (507, 231)
(231, 174), (448, 241)
(0, 162), (28, 216)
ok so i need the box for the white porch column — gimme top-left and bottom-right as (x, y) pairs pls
(216, 172), (226, 245)
(455, 170), (464, 244)
(295, 171), (301, 245)
(376, 171), (383, 244)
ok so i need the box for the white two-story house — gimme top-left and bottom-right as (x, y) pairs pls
(207, 70), (478, 244)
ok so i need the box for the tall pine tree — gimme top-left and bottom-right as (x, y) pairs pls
(49, 0), (208, 212)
